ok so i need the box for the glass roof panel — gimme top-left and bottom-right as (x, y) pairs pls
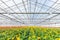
(0, 0), (60, 26)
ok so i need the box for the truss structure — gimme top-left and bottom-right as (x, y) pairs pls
(0, 0), (60, 26)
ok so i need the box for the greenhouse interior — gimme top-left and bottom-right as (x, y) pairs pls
(0, 0), (60, 40)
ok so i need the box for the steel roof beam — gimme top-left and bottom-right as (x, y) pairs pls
(0, 13), (60, 14)
(0, 7), (25, 24)
(37, 14), (60, 24)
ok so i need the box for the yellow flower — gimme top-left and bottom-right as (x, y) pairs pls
(28, 36), (31, 40)
(55, 38), (60, 40)
(32, 35), (36, 38)
(16, 37), (20, 40)
(12, 37), (14, 40)
(16, 35), (20, 40)
(37, 37), (41, 40)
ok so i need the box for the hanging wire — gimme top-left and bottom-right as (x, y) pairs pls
(37, 14), (60, 24)
(39, 0), (47, 12)
(12, 0), (26, 24)
(30, 0), (60, 12)
(12, 0), (22, 13)
(0, 0), (16, 13)
(0, 4), (25, 25)
(30, 0), (31, 13)
(46, 0), (59, 12)
(22, 0), (27, 13)
(37, 0), (59, 24)
(0, 7), (24, 24)
(34, 0), (37, 12)
(0, 0), (27, 24)
(33, 0), (37, 25)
